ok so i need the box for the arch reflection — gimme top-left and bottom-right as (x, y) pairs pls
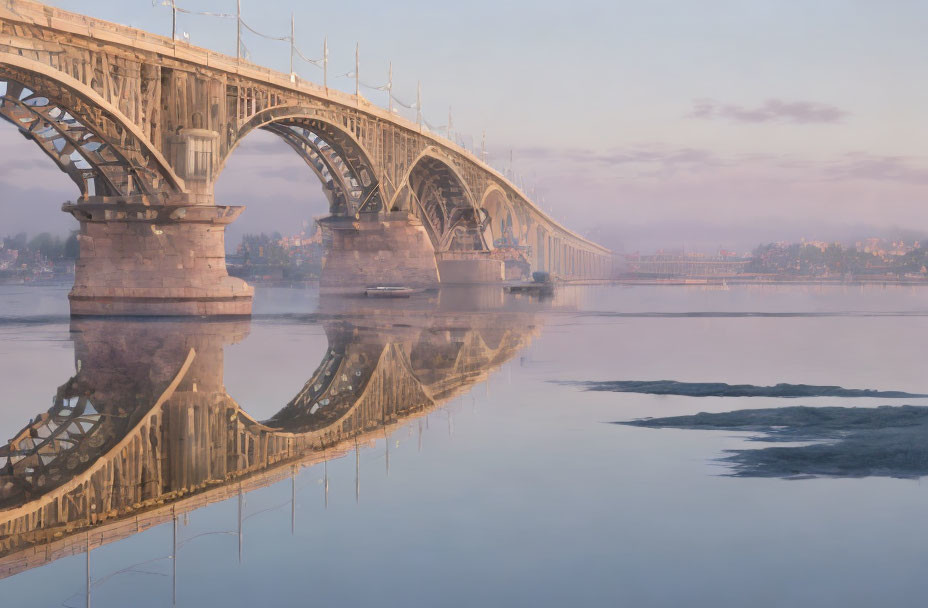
(0, 296), (539, 577)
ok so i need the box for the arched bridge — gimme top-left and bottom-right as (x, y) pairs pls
(0, 0), (612, 316)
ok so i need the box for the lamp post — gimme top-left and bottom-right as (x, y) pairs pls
(416, 81), (422, 130)
(323, 37), (328, 91)
(387, 62), (393, 114)
(236, 0), (241, 59)
(289, 13), (295, 76)
(170, 0), (177, 40)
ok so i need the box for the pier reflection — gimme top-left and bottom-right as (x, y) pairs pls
(0, 293), (540, 577)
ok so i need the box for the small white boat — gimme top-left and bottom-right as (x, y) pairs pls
(365, 286), (415, 298)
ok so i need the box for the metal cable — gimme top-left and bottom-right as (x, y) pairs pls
(390, 93), (416, 109)
(239, 17), (290, 42)
(154, 1), (235, 18)
(175, 7), (235, 18)
(361, 80), (389, 91)
(294, 46), (322, 67)
(423, 117), (446, 131)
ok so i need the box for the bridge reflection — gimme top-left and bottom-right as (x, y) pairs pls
(0, 294), (540, 578)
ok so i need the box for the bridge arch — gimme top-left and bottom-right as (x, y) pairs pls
(0, 52), (184, 199)
(227, 108), (385, 216)
(534, 225), (552, 272)
(479, 185), (525, 250)
(404, 150), (487, 252)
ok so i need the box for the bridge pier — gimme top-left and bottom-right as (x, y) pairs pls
(63, 198), (253, 316)
(318, 213), (510, 292)
(436, 252), (505, 284)
(318, 212), (441, 293)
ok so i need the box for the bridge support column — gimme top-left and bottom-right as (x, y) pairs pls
(435, 252), (504, 284)
(63, 199), (253, 316)
(318, 212), (440, 293)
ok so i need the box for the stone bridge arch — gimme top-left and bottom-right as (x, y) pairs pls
(479, 185), (527, 249)
(0, 52), (252, 317)
(405, 152), (487, 253)
(532, 225), (552, 273)
(226, 109), (386, 217)
(0, 53), (183, 200)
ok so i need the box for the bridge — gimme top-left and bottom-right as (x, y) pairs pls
(0, 296), (540, 577)
(0, 0), (612, 316)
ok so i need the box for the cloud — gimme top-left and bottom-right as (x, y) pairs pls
(509, 145), (723, 176)
(507, 143), (928, 188)
(689, 98), (846, 124)
(824, 153), (928, 184)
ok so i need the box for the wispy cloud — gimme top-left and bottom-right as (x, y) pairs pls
(825, 153), (928, 184)
(689, 98), (847, 124)
(512, 145), (723, 175)
(505, 143), (928, 191)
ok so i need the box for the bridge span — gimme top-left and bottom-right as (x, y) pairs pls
(0, 0), (612, 315)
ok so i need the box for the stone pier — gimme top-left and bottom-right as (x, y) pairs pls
(319, 212), (441, 293)
(318, 213), (510, 292)
(63, 198), (253, 316)
(436, 252), (505, 284)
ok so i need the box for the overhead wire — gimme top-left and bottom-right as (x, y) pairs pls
(153, 1), (236, 19)
(293, 46), (322, 68)
(239, 17), (290, 42)
(154, 1), (499, 174)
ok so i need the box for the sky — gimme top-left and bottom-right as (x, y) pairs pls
(1, 0), (926, 253)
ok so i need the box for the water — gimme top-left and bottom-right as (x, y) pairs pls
(2, 283), (928, 607)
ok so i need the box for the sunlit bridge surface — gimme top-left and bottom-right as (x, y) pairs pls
(3, 283), (928, 607)
(0, 0), (611, 317)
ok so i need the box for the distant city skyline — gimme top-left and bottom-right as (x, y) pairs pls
(1, 0), (925, 253)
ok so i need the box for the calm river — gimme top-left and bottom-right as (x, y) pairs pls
(1, 283), (928, 607)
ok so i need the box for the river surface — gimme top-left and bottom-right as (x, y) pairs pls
(2, 283), (928, 607)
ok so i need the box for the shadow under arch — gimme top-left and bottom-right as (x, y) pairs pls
(0, 53), (183, 200)
(224, 108), (386, 216)
(405, 151), (488, 252)
(0, 294), (542, 576)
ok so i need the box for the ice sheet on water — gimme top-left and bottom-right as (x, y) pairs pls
(562, 380), (928, 399)
(619, 405), (928, 479)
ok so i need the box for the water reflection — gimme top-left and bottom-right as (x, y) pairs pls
(0, 294), (540, 578)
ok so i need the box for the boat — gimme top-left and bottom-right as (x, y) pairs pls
(365, 286), (416, 298)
